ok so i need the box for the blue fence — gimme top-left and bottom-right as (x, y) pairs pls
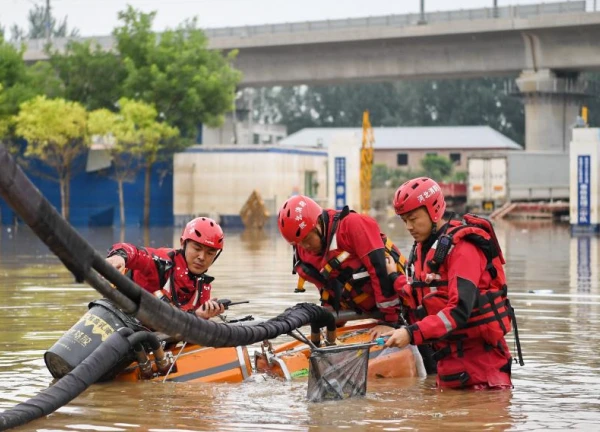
(0, 154), (173, 227)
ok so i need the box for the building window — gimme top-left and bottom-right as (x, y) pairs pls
(450, 153), (461, 164)
(397, 153), (408, 166)
(305, 171), (319, 197)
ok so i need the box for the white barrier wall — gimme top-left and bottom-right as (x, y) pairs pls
(570, 129), (600, 233)
(327, 131), (361, 211)
(173, 146), (327, 226)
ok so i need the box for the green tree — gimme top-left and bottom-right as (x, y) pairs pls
(113, 98), (179, 227)
(0, 39), (48, 142)
(27, 61), (64, 98)
(14, 96), (89, 220)
(250, 78), (525, 145)
(1, 37), (66, 161)
(88, 107), (141, 227)
(49, 40), (127, 111)
(372, 155), (456, 190)
(114, 7), (241, 139)
(372, 164), (420, 188)
(0, 84), (8, 138)
(420, 154), (454, 182)
(10, 4), (79, 41)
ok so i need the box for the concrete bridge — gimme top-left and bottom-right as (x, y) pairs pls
(20, 1), (600, 151)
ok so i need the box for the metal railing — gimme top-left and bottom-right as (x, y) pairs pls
(20, 1), (587, 54)
(202, 1), (585, 38)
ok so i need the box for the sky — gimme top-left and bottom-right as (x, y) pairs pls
(0, 0), (593, 37)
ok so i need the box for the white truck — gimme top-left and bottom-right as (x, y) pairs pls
(467, 152), (569, 213)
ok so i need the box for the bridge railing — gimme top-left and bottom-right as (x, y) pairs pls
(20, 1), (587, 54)
(18, 1), (589, 61)
(204, 1), (586, 38)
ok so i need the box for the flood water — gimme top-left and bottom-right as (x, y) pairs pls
(0, 219), (599, 431)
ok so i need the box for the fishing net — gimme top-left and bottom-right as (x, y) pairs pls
(306, 342), (370, 402)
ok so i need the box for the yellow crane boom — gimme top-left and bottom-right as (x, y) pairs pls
(360, 110), (374, 214)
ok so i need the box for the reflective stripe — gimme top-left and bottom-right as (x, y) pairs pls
(430, 287), (438, 293)
(329, 233), (339, 251)
(337, 251), (350, 263)
(353, 293), (369, 304)
(437, 311), (453, 332)
(352, 271), (369, 280)
(377, 298), (400, 308)
(190, 291), (199, 308)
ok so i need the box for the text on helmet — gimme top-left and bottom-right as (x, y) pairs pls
(295, 200), (308, 230)
(418, 184), (441, 203)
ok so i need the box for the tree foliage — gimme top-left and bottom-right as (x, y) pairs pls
(110, 98), (179, 227)
(373, 155), (458, 188)
(10, 4), (79, 41)
(0, 84), (8, 137)
(14, 96), (89, 220)
(114, 6), (241, 138)
(88, 107), (139, 226)
(0, 39), (55, 141)
(249, 78), (525, 145)
(420, 155), (454, 180)
(49, 41), (127, 111)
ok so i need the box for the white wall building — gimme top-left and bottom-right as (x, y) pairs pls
(173, 145), (327, 227)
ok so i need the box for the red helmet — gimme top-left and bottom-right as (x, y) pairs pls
(278, 195), (322, 244)
(393, 177), (446, 222)
(180, 217), (224, 250)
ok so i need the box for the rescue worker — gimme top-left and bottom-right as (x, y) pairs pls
(277, 195), (407, 332)
(105, 217), (225, 319)
(381, 177), (523, 389)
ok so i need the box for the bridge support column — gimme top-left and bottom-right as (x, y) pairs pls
(516, 69), (588, 152)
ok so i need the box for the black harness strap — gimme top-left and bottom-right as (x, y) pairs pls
(506, 298), (525, 366)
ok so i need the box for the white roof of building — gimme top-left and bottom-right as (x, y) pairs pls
(279, 126), (523, 150)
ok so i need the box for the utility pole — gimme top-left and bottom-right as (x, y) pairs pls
(418, 0), (426, 25)
(45, 0), (51, 44)
(493, 0), (499, 18)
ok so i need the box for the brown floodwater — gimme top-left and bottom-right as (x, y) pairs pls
(0, 219), (599, 431)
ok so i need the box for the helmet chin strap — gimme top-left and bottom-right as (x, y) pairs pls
(317, 217), (326, 254)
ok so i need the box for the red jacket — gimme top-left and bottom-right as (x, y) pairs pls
(295, 208), (404, 322)
(393, 217), (517, 389)
(402, 240), (509, 345)
(108, 243), (213, 312)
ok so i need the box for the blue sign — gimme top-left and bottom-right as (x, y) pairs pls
(334, 157), (346, 210)
(577, 155), (591, 225)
